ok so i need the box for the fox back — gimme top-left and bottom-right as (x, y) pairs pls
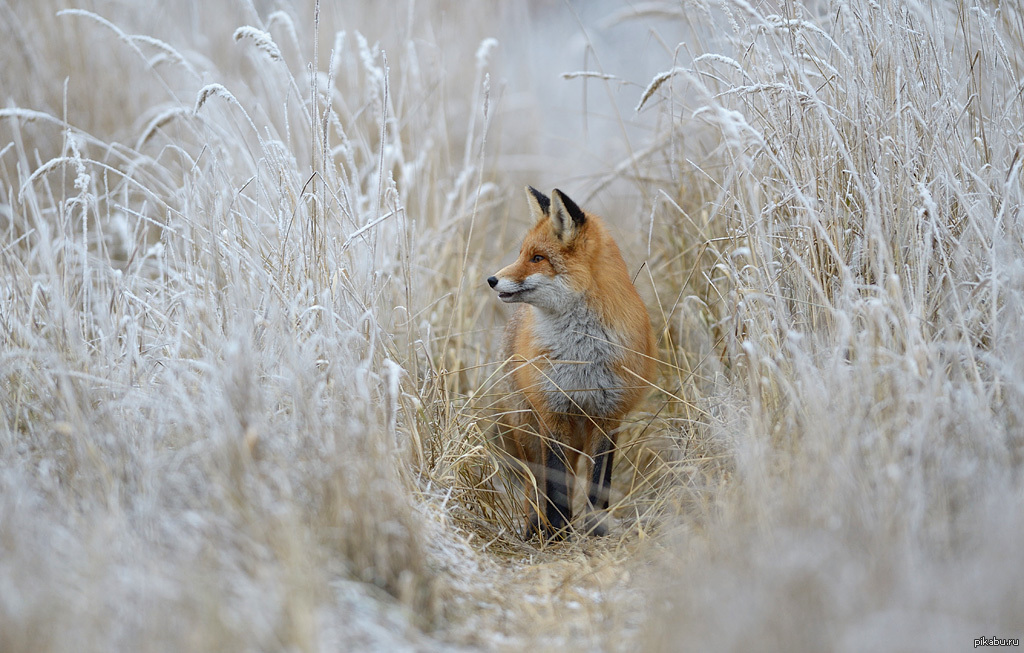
(487, 187), (655, 539)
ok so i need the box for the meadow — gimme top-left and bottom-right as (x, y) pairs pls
(2, 0), (1022, 650)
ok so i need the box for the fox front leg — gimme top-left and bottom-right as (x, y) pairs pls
(539, 440), (573, 540)
(583, 429), (616, 536)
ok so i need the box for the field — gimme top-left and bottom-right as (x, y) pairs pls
(2, 0), (1023, 650)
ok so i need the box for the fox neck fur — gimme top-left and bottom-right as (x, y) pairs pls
(509, 296), (626, 418)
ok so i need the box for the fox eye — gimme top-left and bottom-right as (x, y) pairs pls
(531, 254), (545, 263)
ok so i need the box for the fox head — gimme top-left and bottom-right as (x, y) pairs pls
(487, 186), (592, 312)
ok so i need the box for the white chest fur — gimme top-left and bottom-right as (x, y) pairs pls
(530, 301), (625, 417)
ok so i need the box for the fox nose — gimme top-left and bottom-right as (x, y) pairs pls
(487, 276), (498, 288)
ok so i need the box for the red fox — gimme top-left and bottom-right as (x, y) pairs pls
(487, 187), (655, 539)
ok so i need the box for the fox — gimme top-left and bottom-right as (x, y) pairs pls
(487, 187), (655, 540)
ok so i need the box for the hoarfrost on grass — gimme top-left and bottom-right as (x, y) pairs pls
(233, 26), (283, 62)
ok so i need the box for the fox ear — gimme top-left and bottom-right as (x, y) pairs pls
(525, 186), (550, 222)
(549, 188), (586, 242)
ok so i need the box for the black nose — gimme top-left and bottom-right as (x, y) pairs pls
(487, 276), (498, 288)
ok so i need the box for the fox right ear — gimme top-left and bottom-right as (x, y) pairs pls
(549, 188), (586, 244)
(525, 186), (550, 222)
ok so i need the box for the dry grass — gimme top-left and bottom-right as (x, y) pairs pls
(1, 0), (1023, 651)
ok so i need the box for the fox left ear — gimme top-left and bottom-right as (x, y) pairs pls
(550, 189), (586, 243)
(525, 186), (551, 222)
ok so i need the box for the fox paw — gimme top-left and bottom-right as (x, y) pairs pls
(582, 512), (614, 537)
(523, 513), (571, 542)
(523, 512), (544, 540)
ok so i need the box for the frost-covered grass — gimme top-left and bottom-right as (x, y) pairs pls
(632, 1), (1024, 649)
(1, 0), (1022, 651)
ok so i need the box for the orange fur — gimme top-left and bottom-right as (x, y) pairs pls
(487, 187), (655, 539)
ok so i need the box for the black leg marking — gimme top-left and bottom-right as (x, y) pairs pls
(588, 435), (615, 511)
(583, 434), (615, 537)
(524, 510), (543, 541)
(543, 442), (572, 538)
